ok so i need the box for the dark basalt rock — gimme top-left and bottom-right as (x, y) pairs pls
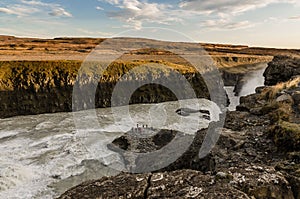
(58, 167), (294, 199)
(58, 170), (243, 199)
(108, 127), (217, 174)
(275, 159), (300, 199)
(175, 108), (210, 117)
(109, 129), (177, 153)
(58, 172), (151, 199)
(264, 56), (300, 86)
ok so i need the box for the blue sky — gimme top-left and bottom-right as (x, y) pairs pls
(0, 0), (299, 48)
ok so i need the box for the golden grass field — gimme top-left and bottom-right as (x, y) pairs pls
(2, 35), (299, 67)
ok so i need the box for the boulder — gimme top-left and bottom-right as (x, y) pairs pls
(276, 94), (293, 104)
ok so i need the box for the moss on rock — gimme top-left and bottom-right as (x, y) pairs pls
(269, 121), (300, 151)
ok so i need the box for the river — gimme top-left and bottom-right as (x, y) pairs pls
(0, 99), (221, 198)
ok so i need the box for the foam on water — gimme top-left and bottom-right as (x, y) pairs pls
(0, 99), (221, 198)
(0, 130), (20, 140)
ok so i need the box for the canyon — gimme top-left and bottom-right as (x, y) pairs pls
(0, 36), (300, 198)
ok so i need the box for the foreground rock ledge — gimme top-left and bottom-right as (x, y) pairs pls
(58, 168), (293, 199)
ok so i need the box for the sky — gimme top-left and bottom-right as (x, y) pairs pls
(0, 0), (300, 48)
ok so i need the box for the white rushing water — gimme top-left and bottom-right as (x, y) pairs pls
(0, 98), (221, 199)
(225, 64), (267, 111)
(239, 66), (266, 97)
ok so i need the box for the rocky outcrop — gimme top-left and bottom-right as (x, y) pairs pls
(59, 168), (294, 199)
(264, 56), (300, 86)
(107, 126), (217, 173)
(59, 123), (297, 199)
(235, 76), (300, 150)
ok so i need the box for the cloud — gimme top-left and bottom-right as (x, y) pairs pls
(179, 0), (299, 29)
(179, 0), (297, 16)
(95, 0), (300, 31)
(102, 0), (181, 29)
(201, 19), (254, 30)
(0, 0), (72, 18)
(49, 8), (72, 17)
(96, 6), (104, 10)
(0, 4), (38, 16)
(77, 28), (112, 37)
(289, 15), (300, 19)
(0, 7), (19, 15)
(20, 0), (49, 6)
(99, 0), (120, 5)
(99, 0), (274, 30)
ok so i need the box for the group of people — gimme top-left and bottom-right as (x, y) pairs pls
(131, 124), (154, 133)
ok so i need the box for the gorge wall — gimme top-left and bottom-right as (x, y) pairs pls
(0, 49), (273, 119)
(0, 60), (210, 118)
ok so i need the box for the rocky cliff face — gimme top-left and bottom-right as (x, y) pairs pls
(264, 56), (300, 86)
(0, 61), (78, 118)
(0, 60), (210, 118)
